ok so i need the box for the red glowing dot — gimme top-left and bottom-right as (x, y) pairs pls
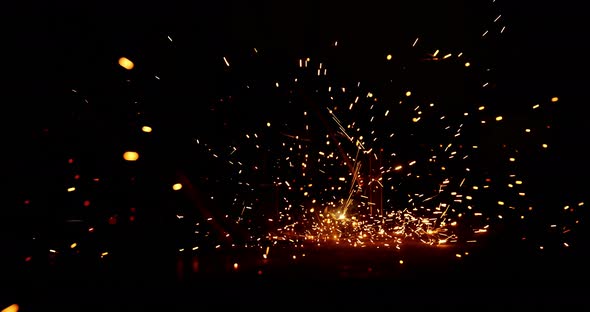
(74, 174), (80, 180)
(24, 199), (30, 205)
(257, 270), (263, 275)
(68, 158), (74, 164)
(129, 215), (135, 222)
(25, 256), (32, 262)
(88, 227), (95, 233)
(108, 216), (118, 225)
(130, 207), (136, 213)
(83, 200), (91, 207)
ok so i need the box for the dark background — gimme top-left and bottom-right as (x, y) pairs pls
(2, 0), (590, 309)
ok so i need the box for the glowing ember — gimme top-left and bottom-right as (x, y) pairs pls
(123, 151), (139, 161)
(118, 57), (134, 70)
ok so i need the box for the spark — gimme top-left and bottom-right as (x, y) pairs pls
(123, 151), (139, 161)
(118, 57), (134, 70)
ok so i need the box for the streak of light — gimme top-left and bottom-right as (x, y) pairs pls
(1, 304), (19, 312)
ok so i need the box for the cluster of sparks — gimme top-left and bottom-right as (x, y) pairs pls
(190, 24), (583, 254)
(16, 1), (586, 270)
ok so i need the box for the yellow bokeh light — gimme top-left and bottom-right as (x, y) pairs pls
(542, 144), (548, 148)
(405, 91), (412, 97)
(465, 62), (471, 67)
(123, 151), (139, 161)
(118, 57), (134, 70)
(1, 304), (19, 312)
(70, 242), (77, 249)
(495, 116), (503, 121)
(551, 97), (559, 102)
(172, 183), (183, 191)
(386, 54), (392, 61)
(142, 126), (152, 133)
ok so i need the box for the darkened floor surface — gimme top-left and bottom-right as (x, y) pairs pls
(4, 239), (590, 311)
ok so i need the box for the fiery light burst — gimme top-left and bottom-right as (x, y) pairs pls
(186, 3), (583, 255)
(196, 54), (497, 249)
(29, 1), (584, 267)
(192, 7), (515, 250)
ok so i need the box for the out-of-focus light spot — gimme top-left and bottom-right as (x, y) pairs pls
(1, 304), (19, 312)
(123, 151), (139, 161)
(405, 91), (412, 97)
(399, 260), (404, 264)
(551, 97), (559, 102)
(267, 122), (271, 127)
(465, 62), (471, 67)
(533, 104), (540, 109)
(525, 129), (531, 133)
(495, 116), (503, 121)
(223, 56), (230, 67)
(172, 183), (183, 191)
(67, 187), (76, 192)
(386, 54), (393, 61)
(142, 126), (152, 133)
(478, 106), (485, 110)
(70, 243), (77, 249)
(118, 57), (134, 70)
(498, 201), (505, 205)
(233, 263), (239, 270)
(83, 200), (91, 207)
(542, 144), (548, 149)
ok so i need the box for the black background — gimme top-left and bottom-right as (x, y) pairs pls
(2, 0), (590, 309)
